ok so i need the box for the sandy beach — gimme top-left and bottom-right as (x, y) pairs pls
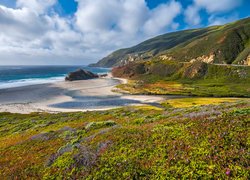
(0, 76), (165, 114)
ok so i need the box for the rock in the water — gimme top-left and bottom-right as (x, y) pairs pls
(99, 73), (108, 78)
(65, 69), (99, 81)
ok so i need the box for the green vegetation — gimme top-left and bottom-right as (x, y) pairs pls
(0, 99), (249, 179)
(92, 17), (250, 67)
(161, 97), (240, 108)
(85, 120), (117, 130)
(113, 60), (250, 97)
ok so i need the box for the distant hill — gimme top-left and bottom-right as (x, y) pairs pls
(91, 17), (250, 67)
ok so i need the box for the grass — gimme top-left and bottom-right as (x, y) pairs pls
(85, 121), (117, 130)
(161, 97), (240, 108)
(0, 99), (249, 179)
(116, 79), (250, 97)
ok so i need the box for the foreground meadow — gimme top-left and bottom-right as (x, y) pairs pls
(0, 98), (249, 179)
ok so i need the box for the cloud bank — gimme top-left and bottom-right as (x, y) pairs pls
(0, 0), (246, 65)
(0, 0), (182, 65)
(185, 0), (243, 26)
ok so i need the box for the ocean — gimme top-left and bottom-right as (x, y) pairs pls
(0, 66), (110, 89)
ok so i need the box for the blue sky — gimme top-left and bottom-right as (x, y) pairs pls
(0, 0), (249, 65)
(57, 0), (250, 29)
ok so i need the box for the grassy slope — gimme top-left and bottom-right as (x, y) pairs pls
(166, 17), (250, 64)
(113, 59), (250, 97)
(91, 28), (213, 67)
(0, 99), (249, 179)
(92, 17), (250, 67)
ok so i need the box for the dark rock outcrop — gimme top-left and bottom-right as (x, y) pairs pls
(65, 69), (98, 81)
(99, 74), (108, 78)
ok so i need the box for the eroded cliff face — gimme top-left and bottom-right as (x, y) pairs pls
(112, 60), (209, 80)
(182, 61), (208, 79)
(245, 55), (250, 65)
(119, 53), (153, 66)
(190, 54), (215, 64)
(160, 54), (215, 64)
(120, 51), (250, 67)
(120, 54), (141, 66)
(111, 63), (147, 78)
(159, 55), (174, 61)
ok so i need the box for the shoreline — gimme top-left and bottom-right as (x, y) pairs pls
(0, 75), (164, 114)
(0, 76), (65, 90)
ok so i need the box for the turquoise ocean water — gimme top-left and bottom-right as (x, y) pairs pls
(0, 66), (110, 89)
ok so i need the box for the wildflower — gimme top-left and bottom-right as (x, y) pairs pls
(226, 168), (231, 176)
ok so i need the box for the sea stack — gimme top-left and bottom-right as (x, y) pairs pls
(65, 69), (99, 81)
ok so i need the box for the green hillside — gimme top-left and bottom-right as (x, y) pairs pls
(112, 60), (250, 97)
(91, 17), (250, 67)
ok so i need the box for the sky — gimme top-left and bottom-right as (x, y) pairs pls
(0, 0), (249, 65)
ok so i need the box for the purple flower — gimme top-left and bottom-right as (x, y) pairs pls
(226, 169), (231, 176)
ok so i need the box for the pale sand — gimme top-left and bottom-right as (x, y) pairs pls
(0, 76), (164, 114)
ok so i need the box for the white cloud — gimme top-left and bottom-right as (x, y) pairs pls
(75, 0), (121, 33)
(118, 0), (148, 35)
(0, 2), (85, 65)
(0, 5), (50, 38)
(0, 0), (182, 65)
(194, 0), (242, 13)
(208, 14), (238, 26)
(75, 0), (182, 54)
(16, 0), (57, 14)
(143, 1), (182, 35)
(184, 5), (201, 26)
(185, 0), (243, 26)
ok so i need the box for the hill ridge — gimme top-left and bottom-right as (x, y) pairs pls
(91, 17), (250, 67)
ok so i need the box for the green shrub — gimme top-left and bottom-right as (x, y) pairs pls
(85, 120), (117, 130)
